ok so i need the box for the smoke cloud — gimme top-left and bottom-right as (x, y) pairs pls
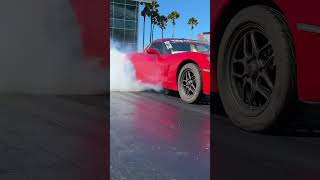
(0, 0), (106, 94)
(110, 42), (162, 92)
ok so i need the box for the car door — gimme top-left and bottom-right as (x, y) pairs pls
(294, 0), (320, 101)
(275, 0), (320, 101)
(134, 42), (163, 85)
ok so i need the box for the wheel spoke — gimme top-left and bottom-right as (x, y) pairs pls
(188, 71), (192, 80)
(183, 74), (187, 82)
(232, 58), (245, 64)
(258, 42), (271, 56)
(232, 37), (243, 59)
(249, 90), (255, 105)
(243, 34), (249, 57)
(191, 84), (196, 91)
(232, 71), (245, 79)
(231, 58), (248, 79)
(185, 86), (190, 95)
(261, 55), (274, 68)
(260, 70), (274, 89)
(247, 80), (256, 105)
(239, 79), (247, 101)
(190, 87), (195, 93)
(189, 86), (194, 94)
(250, 32), (258, 56)
(256, 85), (270, 100)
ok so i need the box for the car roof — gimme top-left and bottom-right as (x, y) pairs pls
(153, 38), (207, 44)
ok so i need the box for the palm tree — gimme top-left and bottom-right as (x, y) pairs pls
(187, 17), (199, 38)
(140, 2), (151, 49)
(168, 11), (180, 38)
(157, 15), (168, 38)
(146, 1), (159, 43)
(151, 11), (159, 42)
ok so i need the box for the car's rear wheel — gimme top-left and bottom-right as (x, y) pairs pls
(217, 5), (296, 131)
(178, 63), (202, 103)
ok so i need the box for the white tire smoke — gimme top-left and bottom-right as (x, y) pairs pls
(0, 0), (107, 94)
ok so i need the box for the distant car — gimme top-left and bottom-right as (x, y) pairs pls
(127, 38), (210, 103)
(213, 0), (320, 131)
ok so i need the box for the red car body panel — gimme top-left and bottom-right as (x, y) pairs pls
(212, 0), (320, 101)
(128, 39), (210, 95)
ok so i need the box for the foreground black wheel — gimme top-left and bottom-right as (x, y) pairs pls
(178, 63), (202, 103)
(217, 5), (296, 131)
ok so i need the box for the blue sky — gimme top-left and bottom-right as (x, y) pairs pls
(137, 0), (210, 51)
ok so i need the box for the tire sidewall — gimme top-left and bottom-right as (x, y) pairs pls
(217, 5), (295, 131)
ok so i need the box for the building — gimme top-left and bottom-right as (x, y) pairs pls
(197, 32), (210, 44)
(110, 0), (156, 51)
(110, 0), (139, 51)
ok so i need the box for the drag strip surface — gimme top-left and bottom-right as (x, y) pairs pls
(110, 92), (210, 180)
(213, 106), (320, 180)
(0, 94), (107, 180)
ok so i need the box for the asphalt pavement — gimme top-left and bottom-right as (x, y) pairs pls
(213, 96), (320, 180)
(4, 91), (319, 180)
(110, 91), (210, 180)
(0, 94), (108, 180)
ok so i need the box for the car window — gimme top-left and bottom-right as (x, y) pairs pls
(160, 42), (171, 54)
(149, 42), (163, 54)
(162, 40), (210, 53)
(192, 43), (210, 53)
(169, 41), (191, 52)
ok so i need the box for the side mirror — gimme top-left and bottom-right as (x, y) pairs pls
(146, 48), (160, 56)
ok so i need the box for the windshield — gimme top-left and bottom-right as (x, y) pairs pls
(164, 40), (210, 53)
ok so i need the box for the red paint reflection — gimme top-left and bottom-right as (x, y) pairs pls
(132, 96), (179, 143)
(197, 118), (210, 152)
(131, 94), (210, 153)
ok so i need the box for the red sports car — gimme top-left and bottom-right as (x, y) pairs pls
(212, 0), (320, 131)
(128, 38), (210, 103)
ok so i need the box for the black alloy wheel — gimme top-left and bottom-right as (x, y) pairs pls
(217, 5), (296, 131)
(178, 63), (202, 103)
(228, 24), (276, 113)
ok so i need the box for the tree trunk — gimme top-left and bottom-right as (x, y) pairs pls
(172, 25), (175, 38)
(142, 16), (146, 50)
(191, 26), (193, 39)
(152, 24), (154, 41)
(150, 18), (152, 43)
(162, 29), (163, 38)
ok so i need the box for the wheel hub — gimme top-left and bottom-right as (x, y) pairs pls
(248, 59), (259, 77)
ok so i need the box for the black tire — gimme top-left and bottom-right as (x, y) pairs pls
(217, 5), (296, 132)
(178, 63), (202, 103)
